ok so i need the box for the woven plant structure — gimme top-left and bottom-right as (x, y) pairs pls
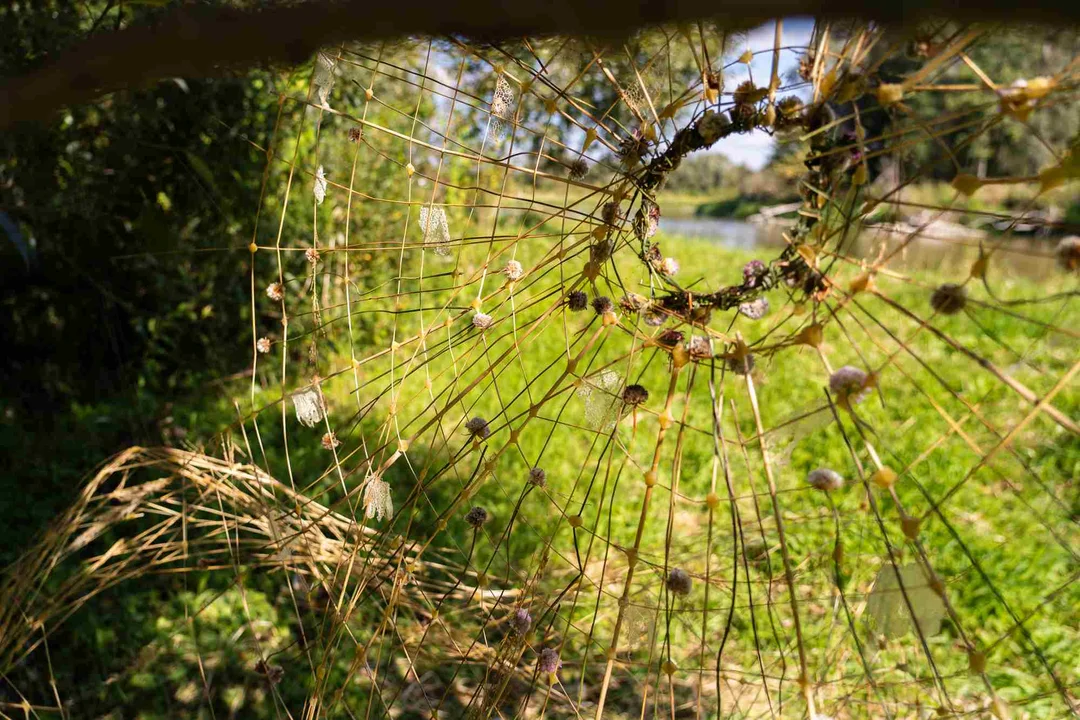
(3, 19), (1079, 720)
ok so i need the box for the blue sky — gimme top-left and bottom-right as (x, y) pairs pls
(711, 17), (815, 170)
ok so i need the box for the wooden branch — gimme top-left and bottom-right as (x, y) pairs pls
(3, 0), (1077, 130)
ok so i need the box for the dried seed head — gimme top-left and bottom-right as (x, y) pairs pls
(503, 260), (524, 281)
(622, 384), (649, 405)
(643, 309), (667, 327)
(776, 96), (804, 122)
(733, 80), (759, 106)
(510, 607), (533, 634)
(256, 660), (285, 685)
(591, 237), (615, 265)
(601, 202), (621, 226)
(321, 431), (340, 450)
(347, 127), (362, 143)
(656, 329), (684, 348)
(568, 159), (589, 181)
(256, 337), (272, 354)
(687, 335), (712, 359)
(537, 648), (561, 674)
(617, 127), (649, 165)
(742, 259), (767, 286)
(305, 247), (319, 264)
(465, 505), (489, 528)
(695, 109), (730, 146)
(472, 312), (494, 330)
(592, 295), (614, 315)
(465, 416), (491, 440)
(659, 257), (679, 276)
(738, 297), (770, 320)
(930, 283), (967, 315)
(567, 290), (588, 311)
(528, 467), (547, 487)
(620, 293), (649, 313)
(266, 282), (285, 302)
(829, 365), (870, 406)
(1055, 236), (1080, 272)
(726, 353), (755, 375)
(807, 467), (844, 492)
(666, 568), (692, 596)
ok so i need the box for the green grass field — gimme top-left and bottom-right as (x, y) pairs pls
(187, 226), (1078, 718)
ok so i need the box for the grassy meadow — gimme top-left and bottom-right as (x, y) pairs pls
(171, 222), (1079, 718)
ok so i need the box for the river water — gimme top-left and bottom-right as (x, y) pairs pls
(660, 217), (1061, 280)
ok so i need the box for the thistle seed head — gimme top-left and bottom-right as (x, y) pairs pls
(687, 335), (712, 359)
(472, 312), (494, 330)
(930, 283), (967, 315)
(503, 260), (524, 282)
(1055, 236), (1080, 272)
(537, 648), (561, 674)
(465, 416), (491, 440)
(656, 329), (684, 348)
(738, 297), (770, 320)
(266, 282), (285, 302)
(643, 309), (667, 327)
(829, 366), (870, 406)
(666, 568), (692, 596)
(528, 467), (547, 487)
(511, 607), (533, 634)
(806, 467), (844, 492)
(256, 337), (272, 354)
(465, 505), (489, 528)
(620, 293), (649, 313)
(726, 353), (755, 375)
(622, 384), (649, 405)
(592, 296), (614, 315)
(695, 109), (730, 146)
(742, 259), (767, 286)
